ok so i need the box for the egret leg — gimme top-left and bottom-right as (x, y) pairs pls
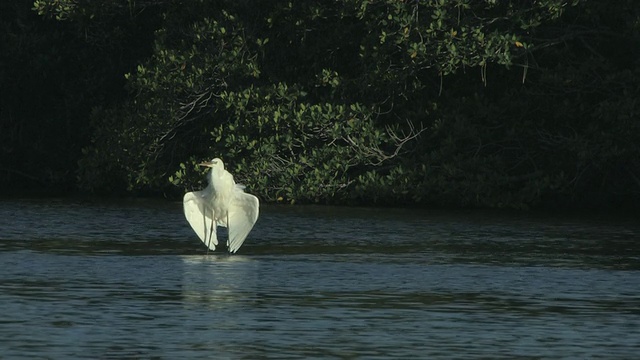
(206, 209), (215, 255)
(206, 221), (210, 255)
(227, 213), (231, 254)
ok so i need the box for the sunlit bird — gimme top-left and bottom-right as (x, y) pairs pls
(183, 158), (259, 253)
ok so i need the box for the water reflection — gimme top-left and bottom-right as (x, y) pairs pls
(180, 255), (258, 310)
(0, 199), (639, 358)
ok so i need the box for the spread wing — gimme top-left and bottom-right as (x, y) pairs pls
(227, 188), (259, 254)
(183, 191), (218, 251)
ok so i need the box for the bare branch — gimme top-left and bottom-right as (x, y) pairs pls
(344, 120), (426, 166)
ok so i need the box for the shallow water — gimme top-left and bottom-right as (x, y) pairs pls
(1, 199), (639, 358)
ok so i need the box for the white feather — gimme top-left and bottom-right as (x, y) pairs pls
(183, 158), (259, 253)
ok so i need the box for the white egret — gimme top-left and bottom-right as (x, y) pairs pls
(183, 158), (259, 253)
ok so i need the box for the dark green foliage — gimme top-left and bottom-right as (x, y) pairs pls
(0, 0), (157, 194)
(1, 1), (83, 193)
(3, 0), (639, 209)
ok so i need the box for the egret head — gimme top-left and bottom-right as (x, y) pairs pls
(199, 158), (224, 169)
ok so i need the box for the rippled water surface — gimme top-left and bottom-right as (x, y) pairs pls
(1, 199), (639, 358)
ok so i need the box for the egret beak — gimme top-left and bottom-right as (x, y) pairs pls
(198, 161), (213, 167)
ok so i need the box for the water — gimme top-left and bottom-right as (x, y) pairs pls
(1, 199), (639, 359)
